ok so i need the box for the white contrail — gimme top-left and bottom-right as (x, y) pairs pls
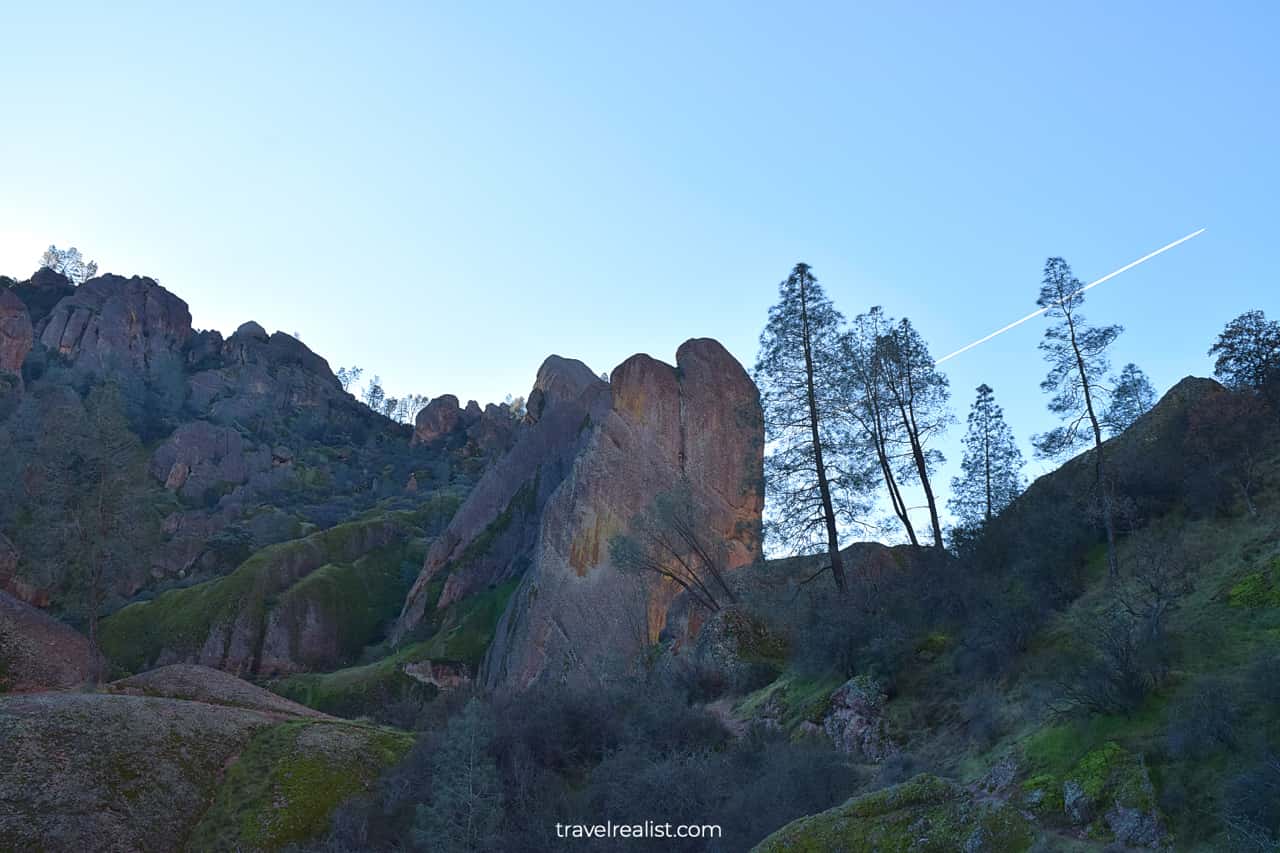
(934, 228), (1206, 365)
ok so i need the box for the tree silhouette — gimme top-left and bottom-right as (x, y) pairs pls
(949, 384), (1024, 529)
(40, 245), (98, 285)
(1209, 310), (1280, 392)
(1032, 257), (1123, 578)
(755, 263), (851, 592)
(1104, 363), (1156, 435)
(875, 317), (952, 547)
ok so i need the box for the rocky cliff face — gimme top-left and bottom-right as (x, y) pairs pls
(1, 268), (474, 628)
(37, 274), (192, 376)
(0, 289), (32, 378)
(397, 338), (764, 689)
(397, 355), (609, 636)
(0, 289), (33, 411)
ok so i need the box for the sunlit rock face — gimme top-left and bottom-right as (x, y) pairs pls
(396, 338), (764, 690)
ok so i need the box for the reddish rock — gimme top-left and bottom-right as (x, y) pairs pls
(0, 288), (33, 382)
(38, 274), (192, 374)
(411, 394), (462, 445)
(397, 339), (764, 690)
(486, 339), (762, 688)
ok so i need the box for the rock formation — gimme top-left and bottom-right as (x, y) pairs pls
(411, 393), (519, 455)
(0, 288), (33, 381)
(0, 590), (99, 691)
(397, 354), (609, 634)
(397, 338), (764, 689)
(0, 681), (410, 851)
(37, 274), (192, 375)
(412, 394), (463, 444)
(100, 516), (415, 677)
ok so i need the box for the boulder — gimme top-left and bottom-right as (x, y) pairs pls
(38, 274), (192, 375)
(822, 675), (898, 762)
(0, 690), (410, 851)
(411, 394), (463, 445)
(100, 517), (412, 677)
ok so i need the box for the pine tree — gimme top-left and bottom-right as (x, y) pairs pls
(949, 384), (1024, 528)
(755, 263), (854, 591)
(1032, 257), (1123, 578)
(876, 317), (952, 548)
(842, 307), (917, 545)
(1104, 363), (1155, 435)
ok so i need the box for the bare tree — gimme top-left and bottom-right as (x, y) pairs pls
(609, 480), (737, 613)
(336, 365), (363, 392)
(40, 245), (98, 285)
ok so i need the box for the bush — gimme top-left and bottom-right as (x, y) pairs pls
(1166, 677), (1242, 759)
(1223, 754), (1280, 850)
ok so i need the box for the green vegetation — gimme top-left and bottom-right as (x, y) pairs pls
(100, 516), (412, 674)
(272, 641), (438, 718)
(417, 579), (520, 667)
(737, 671), (843, 733)
(187, 719), (412, 850)
(753, 774), (1034, 853)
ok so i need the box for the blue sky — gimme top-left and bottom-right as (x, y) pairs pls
(2, 2), (1276, 536)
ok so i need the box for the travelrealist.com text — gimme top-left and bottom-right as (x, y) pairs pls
(555, 821), (723, 840)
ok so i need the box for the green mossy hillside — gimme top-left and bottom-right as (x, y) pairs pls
(752, 774), (1034, 853)
(100, 515), (417, 674)
(187, 719), (412, 851)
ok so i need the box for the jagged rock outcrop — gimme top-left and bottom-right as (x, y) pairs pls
(5, 268), (75, 329)
(398, 338), (764, 689)
(411, 394), (519, 456)
(397, 356), (608, 634)
(37, 274), (192, 375)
